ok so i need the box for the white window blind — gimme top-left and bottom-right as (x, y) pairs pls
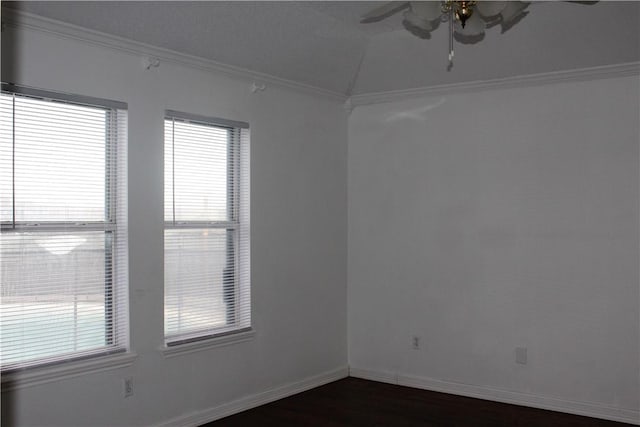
(164, 111), (250, 345)
(0, 85), (128, 371)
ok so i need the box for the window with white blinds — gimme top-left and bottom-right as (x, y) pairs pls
(0, 84), (128, 371)
(164, 111), (250, 345)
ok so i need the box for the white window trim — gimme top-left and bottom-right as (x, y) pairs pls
(0, 352), (137, 391)
(160, 328), (255, 358)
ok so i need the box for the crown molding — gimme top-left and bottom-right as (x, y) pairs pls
(1, 9), (348, 102)
(4, 9), (637, 108)
(349, 62), (640, 107)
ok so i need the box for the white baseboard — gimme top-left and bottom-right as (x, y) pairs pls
(156, 366), (349, 427)
(349, 367), (640, 425)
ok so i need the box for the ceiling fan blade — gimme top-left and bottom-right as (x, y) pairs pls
(360, 1), (410, 23)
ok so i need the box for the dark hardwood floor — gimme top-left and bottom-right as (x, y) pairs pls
(204, 377), (635, 427)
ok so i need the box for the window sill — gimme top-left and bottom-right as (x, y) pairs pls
(160, 328), (255, 358)
(1, 352), (138, 392)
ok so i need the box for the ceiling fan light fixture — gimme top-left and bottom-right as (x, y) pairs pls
(454, 11), (484, 36)
(454, 11), (484, 44)
(453, 30), (485, 45)
(454, 1), (475, 28)
(360, 0), (596, 69)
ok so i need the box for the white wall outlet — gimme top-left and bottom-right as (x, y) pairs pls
(515, 347), (527, 365)
(124, 377), (134, 398)
(411, 335), (421, 350)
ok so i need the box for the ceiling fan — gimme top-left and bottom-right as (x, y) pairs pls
(360, 1), (598, 69)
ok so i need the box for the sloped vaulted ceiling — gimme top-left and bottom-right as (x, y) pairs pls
(4, 1), (640, 96)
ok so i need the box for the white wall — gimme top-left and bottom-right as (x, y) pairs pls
(3, 11), (639, 427)
(1, 22), (348, 427)
(348, 76), (640, 422)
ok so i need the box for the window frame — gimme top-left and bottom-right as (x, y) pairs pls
(163, 110), (251, 347)
(0, 83), (129, 373)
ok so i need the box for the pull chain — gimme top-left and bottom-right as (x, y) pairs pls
(448, 7), (454, 70)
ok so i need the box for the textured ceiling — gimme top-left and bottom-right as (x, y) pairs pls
(4, 1), (640, 96)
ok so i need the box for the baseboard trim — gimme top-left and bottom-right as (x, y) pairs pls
(349, 367), (640, 425)
(155, 366), (349, 427)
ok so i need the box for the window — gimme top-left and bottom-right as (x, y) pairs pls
(0, 84), (128, 371)
(164, 110), (250, 345)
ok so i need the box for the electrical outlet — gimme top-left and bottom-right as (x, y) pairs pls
(515, 347), (527, 365)
(124, 377), (134, 398)
(411, 336), (421, 350)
